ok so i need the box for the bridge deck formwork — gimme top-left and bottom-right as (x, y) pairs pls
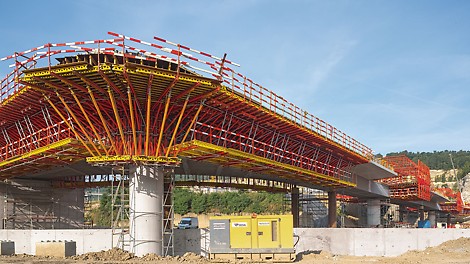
(0, 33), (388, 256)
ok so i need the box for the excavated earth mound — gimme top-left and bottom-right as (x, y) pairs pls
(1, 239), (470, 263)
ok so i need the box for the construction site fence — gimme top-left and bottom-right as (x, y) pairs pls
(0, 32), (373, 161)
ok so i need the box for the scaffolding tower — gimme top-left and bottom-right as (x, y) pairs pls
(111, 166), (130, 251)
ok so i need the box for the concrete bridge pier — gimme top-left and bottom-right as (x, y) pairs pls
(428, 210), (436, 227)
(291, 187), (300, 228)
(129, 165), (164, 256)
(328, 191), (337, 228)
(419, 205), (425, 222)
(367, 199), (381, 227)
(399, 204), (405, 222)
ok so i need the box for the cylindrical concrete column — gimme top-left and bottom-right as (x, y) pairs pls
(419, 205), (425, 221)
(129, 165), (164, 256)
(367, 199), (381, 227)
(327, 191), (337, 228)
(291, 187), (300, 228)
(399, 205), (405, 222)
(428, 211), (436, 228)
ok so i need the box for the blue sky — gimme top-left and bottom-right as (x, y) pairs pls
(1, 0), (469, 154)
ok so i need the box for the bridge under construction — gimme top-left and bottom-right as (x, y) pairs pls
(0, 32), (461, 256)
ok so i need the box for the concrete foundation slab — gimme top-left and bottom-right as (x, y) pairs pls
(2, 228), (470, 258)
(36, 241), (76, 257)
(294, 228), (470, 257)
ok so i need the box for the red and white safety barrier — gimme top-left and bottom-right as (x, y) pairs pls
(0, 38), (123, 62)
(0, 44), (49, 62)
(8, 47), (112, 68)
(104, 37), (221, 77)
(50, 38), (123, 48)
(108, 32), (229, 71)
(153, 35), (240, 67)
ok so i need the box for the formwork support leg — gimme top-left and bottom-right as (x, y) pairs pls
(0, 186), (5, 229)
(291, 187), (299, 228)
(328, 191), (337, 228)
(129, 164), (164, 256)
(367, 199), (381, 227)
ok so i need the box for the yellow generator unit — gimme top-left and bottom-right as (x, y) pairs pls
(209, 214), (295, 261)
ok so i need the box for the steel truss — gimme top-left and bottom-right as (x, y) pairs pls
(0, 33), (371, 187)
(379, 155), (431, 201)
(0, 33), (385, 255)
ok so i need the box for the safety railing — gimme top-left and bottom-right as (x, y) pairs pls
(388, 184), (431, 201)
(192, 122), (355, 184)
(0, 120), (71, 162)
(0, 32), (373, 160)
(382, 155), (431, 185)
(217, 69), (373, 159)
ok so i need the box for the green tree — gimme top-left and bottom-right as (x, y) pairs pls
(206, 192), (223, 212)
(94, 188), (112, 227)
(191, 194), (207, 214)
(173, 188), (289, 215)
(458, 161), (470, 180)
(174, 188), (193, 215)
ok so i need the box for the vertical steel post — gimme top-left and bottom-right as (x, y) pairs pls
(328, 191), (337, 228)
(291, 186), (300, 228)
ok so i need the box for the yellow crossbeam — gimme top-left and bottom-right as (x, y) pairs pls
(86, 155), (180, 164)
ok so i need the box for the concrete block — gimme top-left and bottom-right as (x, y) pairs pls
(85, 229), (114, 254)
(35, 240), (76, 257)
(0, 241), (15, 255)
(294, 228), (331, 253)
(329, 228), (354, 255)
(55, 230), (85, 255)
(4, 230), (31, 254)
(174, 229), (202, 256)
(353, 228), (385, 256)
(384, 228), (416, 256)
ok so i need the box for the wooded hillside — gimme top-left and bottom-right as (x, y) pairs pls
(383, 150), (470, 179)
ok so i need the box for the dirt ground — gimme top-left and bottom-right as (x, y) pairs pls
(1, 237), (470, 264)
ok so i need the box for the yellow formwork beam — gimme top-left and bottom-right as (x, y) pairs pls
(86, 155), (180, 164)
(1, 87), (30, 106)
(174, 140), (356, 188)
(23, 62), (214, 86)
(0, 138), (73, 168)
(22, 63), (89, 79)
